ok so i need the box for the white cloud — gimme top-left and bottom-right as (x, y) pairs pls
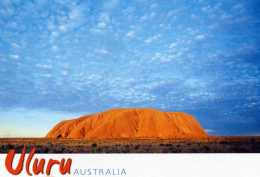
(36, 64), (52, 69)
(41, 73), (52, 78)
(61, 70), (68, 76)
(69, 5), (82, 20)
(46, 2), (88, 37)
(126, 31), (136, 38)
(97, 22), (107, 28)
(195, 34), (206, 40)
(169, 42), (177, 49)
(59, 25), (67, 32)
(11, 42), (20, 48)
(52, 45), (59, 51)
(10, 54), (19, 59)
(150, 3), (158, 9)
(151, 52), (171, 63)
(144, 34), (161, 44)
(51, 31), (59, 38)
(103, 0), (119, 10)
(150, 12), (156, 18)
(140, 15), (148, 22)
(96, 48), (109, 55)
(95, 13), (110, 30)
(0, 0), (14, 17)
(201, 5), (211, 13)
(205, 129), (215, 133)
(98, 76), (157, 103)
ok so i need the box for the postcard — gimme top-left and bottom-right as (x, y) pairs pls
(0, 0), (259, 177)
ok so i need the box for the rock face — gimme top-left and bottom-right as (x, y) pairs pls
(46, 108), (207, 139)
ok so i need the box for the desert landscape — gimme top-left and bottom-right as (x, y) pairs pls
(1, 108), (260, 153)
(0, 137), (260, 153)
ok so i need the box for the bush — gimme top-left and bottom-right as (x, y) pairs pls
(91, 143), (97, 148)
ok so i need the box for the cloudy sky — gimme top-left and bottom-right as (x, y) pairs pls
(0, 0), (260, 137)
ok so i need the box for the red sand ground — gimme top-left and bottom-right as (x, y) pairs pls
(1, 136), (260, 153)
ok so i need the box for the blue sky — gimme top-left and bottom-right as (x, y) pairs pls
(0, 0), (260, 137)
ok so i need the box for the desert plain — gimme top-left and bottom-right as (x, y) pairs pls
(0, 136), (260, 153)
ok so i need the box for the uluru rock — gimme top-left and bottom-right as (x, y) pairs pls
(46, 108), (207, 139)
